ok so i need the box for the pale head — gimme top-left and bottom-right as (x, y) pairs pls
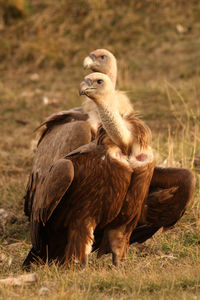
(79, 72), (115, 103)
(83, 49), (117, 88)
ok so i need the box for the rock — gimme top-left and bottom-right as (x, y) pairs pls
(42, 96), (49, 105)
(39, 287), (50, 295)
(176, 24), (186, 34)
(0, 273), (38, 286)
(30, 73), (40, 82)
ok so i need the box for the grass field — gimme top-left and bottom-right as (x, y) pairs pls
(0, 0), (200, 299)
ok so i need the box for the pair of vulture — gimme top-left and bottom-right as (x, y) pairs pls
(23, 49), (196, 268)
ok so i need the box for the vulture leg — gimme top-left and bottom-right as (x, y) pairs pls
(106, 225), (127, 267)
(130, 167), (196, 244)
(64, 219), (95, 267)
(96, 225), (127, 267)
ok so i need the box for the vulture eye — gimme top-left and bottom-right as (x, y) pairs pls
(97, 79), (103, 85)
(100, 55), (107, 60)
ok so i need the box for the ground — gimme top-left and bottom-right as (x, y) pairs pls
(0, 1), (200, 299)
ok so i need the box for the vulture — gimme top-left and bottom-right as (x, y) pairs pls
(24, 49), (133, 218)
(24, 48), (196, 260)
(82, 49), (196, 244)
(23, 73), (155, 267)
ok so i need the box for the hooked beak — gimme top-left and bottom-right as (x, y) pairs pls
(79, 80), (96, 97)
(83, 56), (93, 70)
(79, 81), (87, 96)
(83, 54), (99, 70)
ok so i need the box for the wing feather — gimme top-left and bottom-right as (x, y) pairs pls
(24, 120), (92, 218)
(32, 158), (74, 225)
(129, 167), (196, 244)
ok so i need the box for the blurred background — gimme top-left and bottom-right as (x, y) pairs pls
(0, 1), (200, 296)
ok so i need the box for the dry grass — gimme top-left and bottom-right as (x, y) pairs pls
(0, 0), (200, 299)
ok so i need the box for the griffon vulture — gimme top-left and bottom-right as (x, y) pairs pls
(24, 48), (195, 252)
(23, 73), (154, 268)
(83, 49), (196, 245)
(24, 49), (133, 219)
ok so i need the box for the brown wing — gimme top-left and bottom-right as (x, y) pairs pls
(129, 166), (196, 244)
(36, 109), (87, 146)
(35, 141), (97, 225)
(36, 108), (84, 130)
(25, 142), (99, 266)
(32, 159), (74, 225)
(24, 113), (93, 218)
(144, 167), (196, 227)
(30, 158), (74, 254)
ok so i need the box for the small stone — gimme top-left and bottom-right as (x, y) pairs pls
(43, 96), (49, 105)
(30, 73), (40, 82)
(39, 287), (50, 295)
(176, 24), (186, 34)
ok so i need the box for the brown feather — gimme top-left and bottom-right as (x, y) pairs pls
(125, 114), (152, 151)
(24, 47), (196, 263)
(129, 167), (196, 244)
(145, 167), (196, 228)
(24, 101), (155, 267)
(97, 113), (152, 156)
(32, 159), (74, 224)
(24, 144), (132, 267)
(36, 109), (88, 146)
(97, 160), (155, 263)
(24, 107), (196, 266)
(24, 118), (93, 218)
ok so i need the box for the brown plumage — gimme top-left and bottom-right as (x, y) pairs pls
(96, 157), (154, 265)
(83, 49), (196, 245)
(92, 166), (196, 252)
(24, 49), (131, 219)
(24, 48), (196, 259)
(129, 166), (196, 244)
(24, 109), (93, 218)
(23, 73), (154, 268)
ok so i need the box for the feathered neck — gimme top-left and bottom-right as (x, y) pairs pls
(94, 93), (132, 151)
(106, 63), (117, 89)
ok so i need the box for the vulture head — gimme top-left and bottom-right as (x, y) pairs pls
(83, 49), (117, 88)
(79, 72), (115, 104)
